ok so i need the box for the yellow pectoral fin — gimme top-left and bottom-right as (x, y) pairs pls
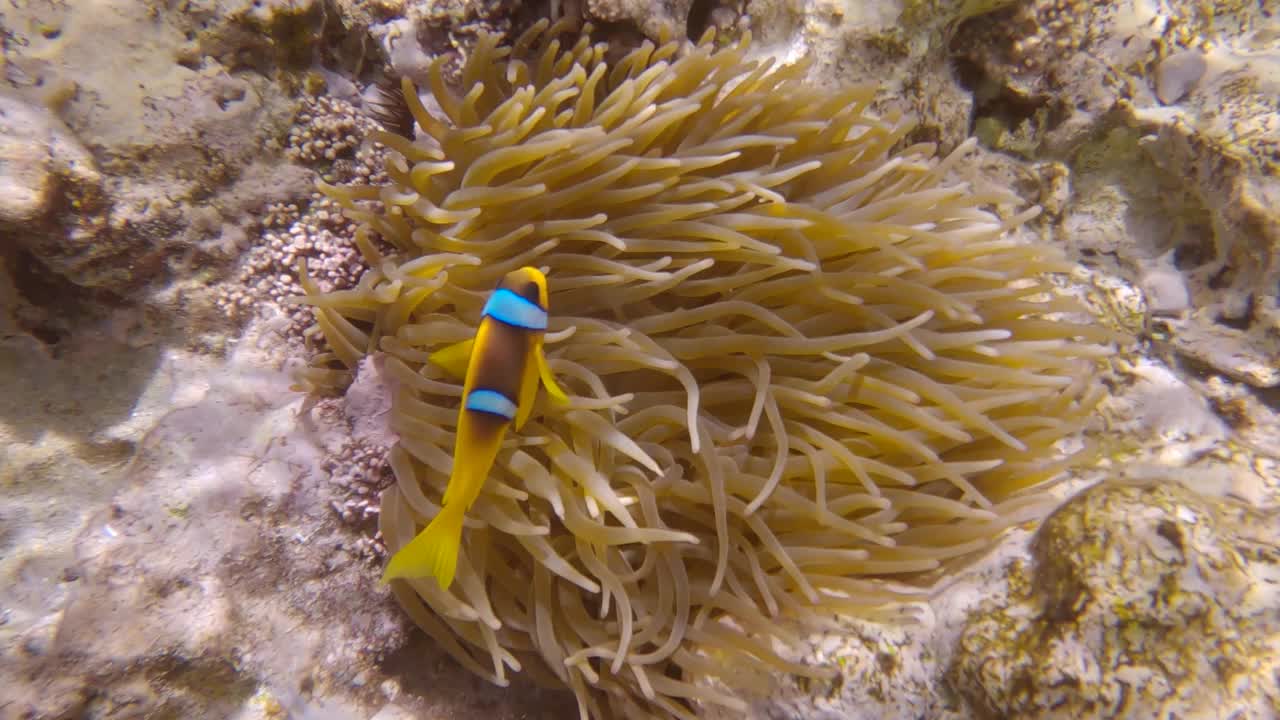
(536, 340), (569, 404)
(428, 337), (476, 379)
(381, 505), (466, 589)
(515, 338), (568, 430)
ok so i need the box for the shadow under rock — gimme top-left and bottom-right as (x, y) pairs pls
(0, 328), (164, 445)
(381, 633), (579, 720)
(0, 252), (165, 450)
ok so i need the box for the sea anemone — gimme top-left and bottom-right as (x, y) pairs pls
(295, 18), (1112, 720)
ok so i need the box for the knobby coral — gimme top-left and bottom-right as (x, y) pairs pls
(295, 18), (1112, 720)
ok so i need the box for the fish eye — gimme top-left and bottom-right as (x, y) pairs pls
(516, 280), (541, 303)
(497, 270), (544, 305)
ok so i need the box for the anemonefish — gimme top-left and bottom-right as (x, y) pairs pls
(381, 266), (568, 589)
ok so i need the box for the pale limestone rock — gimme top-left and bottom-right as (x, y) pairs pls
(952, 0), (1280, 388)
(0, 95), (97, 226)
(1154, 49), (1208, 104)
(0, 93), (109, 281)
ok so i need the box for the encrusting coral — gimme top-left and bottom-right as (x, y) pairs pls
(294, 18), (1113, 720)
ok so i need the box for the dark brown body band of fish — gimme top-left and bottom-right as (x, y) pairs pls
(469, 319), (534, 417)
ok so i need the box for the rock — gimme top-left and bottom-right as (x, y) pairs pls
(0, 94), (110, 282)
(585, 0), (692, 38)
(1162, 313), (1280, 388)
(0, 0), (325, 294)
(951, 0), (1280, 388)
(949, 480), (1280, 719)
(1139, 254), (1192, 316)
(0, 95), (97, 226)
(0, 328), (407, 720)
(344, 354), (399, 449)
(1127, 362), (1228, 445)
(369, 704), (418, 720)
(1135, 125), (1280, 387)
(1154, 49), (1208, 104)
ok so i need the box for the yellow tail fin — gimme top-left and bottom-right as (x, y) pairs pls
(380, 506), (465, 589)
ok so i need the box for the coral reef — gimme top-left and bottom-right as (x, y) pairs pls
(216, 95), (388, 332)
(737, 0), (1010, 153)
(952, 0), (1280, 389)
(300, 19), (1111, 719)
(950, 479), (1280, 718)
(1, 0), (309, 292)
(1, 1), (404, 718)
(576, 0), (696, 40)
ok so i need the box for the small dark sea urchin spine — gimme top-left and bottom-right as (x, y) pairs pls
(366, 74), (417, 140)
(296, 17), (1115, 720)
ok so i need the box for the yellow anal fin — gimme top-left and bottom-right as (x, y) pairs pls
(428, 337), (475, 379)
(381, 505), (466, 589)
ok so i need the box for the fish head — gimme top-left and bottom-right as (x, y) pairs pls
(498, 266), (550, 311)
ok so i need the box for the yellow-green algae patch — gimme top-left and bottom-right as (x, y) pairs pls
(297, 19), (1114, 720)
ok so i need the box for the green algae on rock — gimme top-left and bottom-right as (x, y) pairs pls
(296, 19), (1113, 720)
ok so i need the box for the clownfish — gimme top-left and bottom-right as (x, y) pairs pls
(381, 266), (568, 589)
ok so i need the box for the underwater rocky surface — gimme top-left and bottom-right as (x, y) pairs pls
(1, 1), (1277, 719)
